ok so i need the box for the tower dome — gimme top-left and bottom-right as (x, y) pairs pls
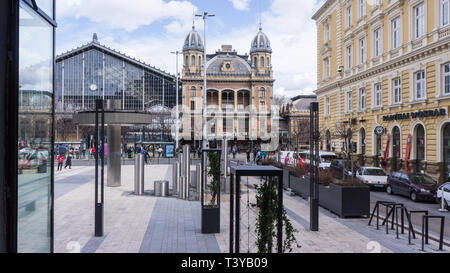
(250, 27), (272, 53)
(183, 26), (204, 51)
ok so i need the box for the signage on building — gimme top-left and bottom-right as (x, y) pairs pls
(383, 109), (446, 122)
(374, 126), (385, 136)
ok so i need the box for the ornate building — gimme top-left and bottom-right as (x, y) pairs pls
(313, 0), (450, 183)
(181, 25), (275, 148)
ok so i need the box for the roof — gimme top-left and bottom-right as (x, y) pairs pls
(56, 34), (175, 80)
(312, 0), (335, 21)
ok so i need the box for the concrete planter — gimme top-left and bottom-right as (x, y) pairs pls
(201, 207), (220, 234)
(319, 183), (370, 218)
(289, 175), (310, 199)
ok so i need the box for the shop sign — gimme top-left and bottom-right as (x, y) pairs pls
(383, 109), (446, 122)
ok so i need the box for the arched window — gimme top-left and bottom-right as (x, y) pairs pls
(190, 86), (196, 97)
(191, 55), (196, 66)
(415, 124), (425, 172)
(267, 57), (270, 67)
(259, 87), (266, 99)
(185, 55), (189, 66)
(392, 126), (401, 171)
(198, 56), (202, 66)
(253, 57), (257, 67)
(260, 56), (265, 67)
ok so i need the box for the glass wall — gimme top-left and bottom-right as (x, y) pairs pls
(17, 1), (54, 253)
(55, 49), (178, 113)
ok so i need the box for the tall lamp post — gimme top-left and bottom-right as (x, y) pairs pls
(89, 83), (105, 237)
(170, 51), (181, 150)
(196, 11), (215, 150)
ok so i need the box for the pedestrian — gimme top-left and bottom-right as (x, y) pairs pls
(253, 148), (257, 163)
(65, 150), (73, 169)
(232, 145), (237, 159)
(91, 146), (96, 160)
(142, 148), (148, 164)
(246, 148), (250, 163)
(57, 153), (65, 171)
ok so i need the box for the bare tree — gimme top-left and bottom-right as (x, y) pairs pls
(333, 120), (355, 179)
(55, 115), (75, 142)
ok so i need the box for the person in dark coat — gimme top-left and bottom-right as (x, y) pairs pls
(65, 150), (73, 169)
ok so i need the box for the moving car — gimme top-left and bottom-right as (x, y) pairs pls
(355, 167), (388, 189)
(437, 182), (450, 210)
(386, 172), (438, 202)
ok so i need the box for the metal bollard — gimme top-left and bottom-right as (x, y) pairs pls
(173, 162), (179, 194)
(183, 145), (190, 200)
(161, 181), (169, 197)
(196, 163), (201, 196)
(134, 154), (145, 195)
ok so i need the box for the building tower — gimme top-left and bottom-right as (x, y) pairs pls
(183, 25), (204, 74)
(250, 26), (272, 75)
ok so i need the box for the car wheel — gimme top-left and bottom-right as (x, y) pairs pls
(410, 192), (418, 202)
(386, 185), (393, 195)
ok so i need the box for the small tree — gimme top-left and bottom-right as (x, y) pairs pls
(207, 152), (221, 207)
(253, 177), (300, 253)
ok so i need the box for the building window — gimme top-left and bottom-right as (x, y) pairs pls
(323, 57), (330, 79)
(393, 78), (402, 103)
(359, 37), (366, 64)
(392, 17), (401, 49)
(346, 45), (352, 69)
(191, 55), (196, 66)
(414, 3), (425, 39)
(325, 23), (330, 42)
(347, 91), (353, 112)
(260, 87), (266, 99)
(325, 96), (330, 116)
(443, 63), (450, 95)
(347, 6), (352, 28)
(443, 0), (449, 26)
(359, 87), (366, 110)
(375, 83), (382, 107)
(359, 0), (366, 18)
(190, 100), (195, 111)
(415, 70), (425, 100)
(374, 28), (382, 57)
(190, 86), (196, 97)
(260, 56), (265, 67)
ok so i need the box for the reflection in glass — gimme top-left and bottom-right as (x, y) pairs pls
(18, 2), (53, 253)
(35, 0), (54, 18)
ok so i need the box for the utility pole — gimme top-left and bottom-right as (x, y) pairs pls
(196, 11), (215, 149)
(170, 51), (180, 150)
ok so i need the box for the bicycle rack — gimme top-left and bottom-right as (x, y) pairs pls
(422, 215), (446, 251)
(368, 201), (397, 230)
(407, 210), (428, 245)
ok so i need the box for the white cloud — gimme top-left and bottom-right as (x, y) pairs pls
(228, 0), (251, 10)
(56, 0), (326, 100)
(57, 0), (197, 31)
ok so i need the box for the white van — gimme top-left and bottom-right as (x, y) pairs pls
(298, 151), (337, 170)
(279, 151), (298, 166)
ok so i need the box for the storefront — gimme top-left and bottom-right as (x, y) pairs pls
(0, 0), (56, 253)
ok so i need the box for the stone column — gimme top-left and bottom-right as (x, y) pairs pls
(107, 100), (122, 187)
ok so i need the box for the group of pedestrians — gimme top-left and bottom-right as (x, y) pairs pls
(57, 148), (73, 171)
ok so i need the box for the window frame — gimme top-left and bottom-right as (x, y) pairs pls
(347, 5), (353, 28)
(414, 70), (426, 100)
(359, 87), (366, 110)
(375, 82), (382, 107)
(347, 91), (353, 112)
(393, 77), (402, 104)
(346, 45), (353, 70)
(374, 28), (382, 57)
(442, 0), (449, 26)
(392, 17), (401, 49)
(414, 2), (425, 39)
(359, 37), (366, 64)
(443, 62), (450, 96)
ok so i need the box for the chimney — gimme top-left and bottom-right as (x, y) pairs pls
(221, 45), (232, 52)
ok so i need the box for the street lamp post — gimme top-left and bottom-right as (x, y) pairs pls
(89, 83), (105, 237)
(170, 51), (180, 150)
(196, 11), (215, 150)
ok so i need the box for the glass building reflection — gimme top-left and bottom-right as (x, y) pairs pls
(55, 34), (180, 113)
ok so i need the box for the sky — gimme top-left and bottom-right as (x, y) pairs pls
(56, 0), (326, 99)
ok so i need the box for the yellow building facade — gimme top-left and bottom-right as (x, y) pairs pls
(313, 0), (450, 183)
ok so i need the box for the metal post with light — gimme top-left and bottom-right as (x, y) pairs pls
(90, 83), (105, 237)
(195, 11), (215, 150)
(170, 51), (180, 151)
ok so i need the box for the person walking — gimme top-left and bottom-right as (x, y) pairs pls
(284, 152), (290, 166)
(253, 148), (258, 163)
(65, 150), (73, 169)
(57, 154), (65, 171)
(232, 145), (237, 159)
(246, 148), (250, 163)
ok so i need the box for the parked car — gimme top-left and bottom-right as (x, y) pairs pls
(330, 159), (359, 179)
(437, 182), (450, 210)
(298, 151), (337, 170)
(355, 167), (388, 189)
(386, 172), (438, 202)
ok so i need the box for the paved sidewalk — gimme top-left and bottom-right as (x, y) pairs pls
(54, 164), (449, 253)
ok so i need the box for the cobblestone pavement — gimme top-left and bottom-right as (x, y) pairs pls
(54, 164), (449, 253)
